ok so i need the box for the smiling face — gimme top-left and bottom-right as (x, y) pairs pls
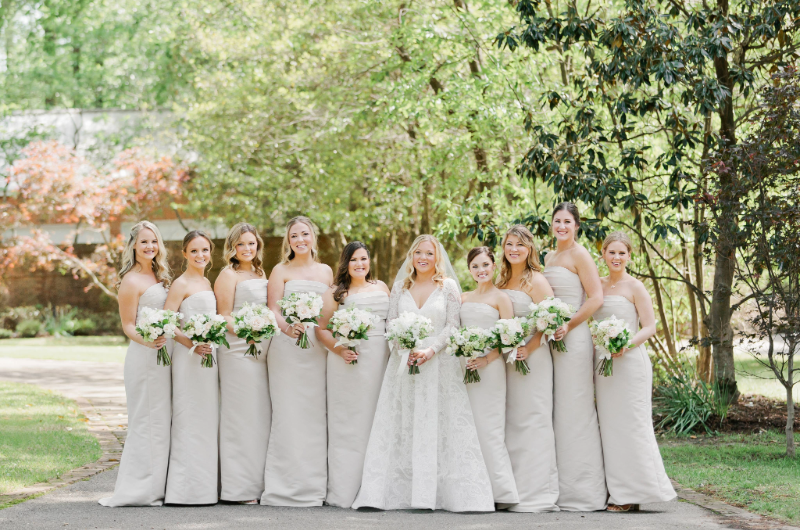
(552, 209), (578, 242)
(288, 222), (313, 257)
(348, 248), (370, 279)
(603, 241), (630, 273)
(412, 241), (437, 275)
(235, 231), (258, 264)
(134, 228), (159, 266)
(504, 234), (530, 266)
(183, 236), (212, 272)
(469, 252), (495, 284)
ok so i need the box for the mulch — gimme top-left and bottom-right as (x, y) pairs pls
(715, 394), (798, 434)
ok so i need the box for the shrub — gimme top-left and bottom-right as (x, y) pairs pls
(16, 319), (43, 338)
(1, 306), (42, 330)
(0, 328), (13, 339)
(66, 318), (97, 336)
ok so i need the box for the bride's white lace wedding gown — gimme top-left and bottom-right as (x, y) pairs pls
(352, 278), (494, 512)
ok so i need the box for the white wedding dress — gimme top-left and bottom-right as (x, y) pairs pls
(352, 278), (494, 512)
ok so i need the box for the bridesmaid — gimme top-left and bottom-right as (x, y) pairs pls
(260, 216), (333, 507)
(543, 202), (607, 511)
(315, 241), (390, 508)
(459, 246), (519, 506)
(496, 226), (559, 512)
(595, 232), (676, 511)
(163, 230), (220, 505)
(215, 223), (270, 503)
(99, 221), (172, 507)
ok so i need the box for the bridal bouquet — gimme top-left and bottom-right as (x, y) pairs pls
(327, 306), (378, 365)
(182, 314), (230, 368)
(278, 292), (324, 349)
(136, 307), (182, 366)
(385, 311), (433, 375)
(491, 317), (532, 375)
(447, 326), (492, 384)
(528, 297), (575, 352)
(232, 302), (279, 358)
(590, 315), (634, 377)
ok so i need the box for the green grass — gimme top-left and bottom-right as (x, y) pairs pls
(661, 431), (800, 523)
(0, 381), (102, 500)
(0, 336), (127, 363)
(735, 352), (799, 402)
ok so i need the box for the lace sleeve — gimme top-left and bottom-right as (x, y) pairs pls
(386, 281), (403, 328)
(430, 279), (461, 355)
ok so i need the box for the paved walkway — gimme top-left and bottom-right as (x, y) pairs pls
(0, 357), (797, 530)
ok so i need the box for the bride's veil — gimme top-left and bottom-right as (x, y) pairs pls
(393, 239), (462, 295)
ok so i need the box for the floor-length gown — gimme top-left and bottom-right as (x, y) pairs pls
(459, 302), (519, 505)
(595, 296), (676, 505)
(99, 283), (171, 507)
(165, 291), (220, 505)
(326, 291), (391, 508)
(543, 266), (607, 511)
(261, 280), (329, 507)
(352, 279), (494, 512)
(500, 289), (560, 512)
(218, 278), (271, 501)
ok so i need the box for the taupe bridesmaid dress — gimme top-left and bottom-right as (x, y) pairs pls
(218, 278), (271, 501)
(99, 283), (171, 507)
(325, 291), (390, 508)
(459, 302), (519, 505)
(543, 266), (607, 511)
(595, 296), (676, 505)
(261, 279), (329, 507)
(164, 291), (220, 505)
(500, 289), (560, 512)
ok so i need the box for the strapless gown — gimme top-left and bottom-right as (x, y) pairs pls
(500, 289), (560, 512)
(165, 291), (220, 505)
(459, 302), (518, 505)
(543, 266), (607, 511)
(99, 283), (171, 507)
(326, 291), (390, 508)
(261, 279), (329, 507)
(218, 278), (271, 501)
(595, 296), (676, 505)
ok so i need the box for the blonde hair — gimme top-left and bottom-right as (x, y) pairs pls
(223, 223), (264, 276)
(281, 216), (320, 264)
(496, 225), (542, 291)
(602, 231), (633, 253)
(117, 220), (172, 289)
(402, 234), (449, 290)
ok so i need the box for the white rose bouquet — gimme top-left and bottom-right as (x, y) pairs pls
(385, 311), (434, 375)
(590, 315), (634, 377)
(327, 306), (378, 365)
(447, 326), (492, 384)
(232, 302), (279, 358)
(528, 296), (575, 352)
(278, 292), (324, 349)
(182, 313), (230, 368)
(490, 317), (532, 375)
(136, 307), (182, 366)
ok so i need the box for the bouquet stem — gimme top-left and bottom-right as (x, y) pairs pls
(597, 358), (613, 377)
(244, 343), (260, 358)
(551, 339), (568, 352)
(200, 352), (216, 368)
(156, 346), (172, 367)
(408, 359), (420, 375)
(463, 368), (481, 384)
(514, 359), (531, 375)
(349, 347), (358, 365)
(296, 331), (311, 349)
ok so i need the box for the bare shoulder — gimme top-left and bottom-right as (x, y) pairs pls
(318, 263), (334, 283)
(375, 280), (391, 295)
(269, 262), (289, 282)
(528, 271), (554, 299)
(630, 278), (650, 300)
(118, 274), (145, 298)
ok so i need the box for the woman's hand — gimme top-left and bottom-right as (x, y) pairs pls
(611, 346), (629, 359)
(409, 347), (435, 366)
(553, 322), (571, 341)
(466, 356), (489, 371)
(193, 343), (213, 356)
(146, 336), (167, 350)
(338, 348), (358, 364)
(284, 322), (305, 338)
(515, 343), (529, 361)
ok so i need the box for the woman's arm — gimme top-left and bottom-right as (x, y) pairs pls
(267, 265), (302, 338)
(118, 279), (164, 349)
(425, 279), (461, 357)
(163, 279), (193, 349)
(521, 275), (552, 353)
(315, 287), (357, 363)
(622, 280), (657, 356)
(564, 248), (604, 329)
(214, 269), (238, 334)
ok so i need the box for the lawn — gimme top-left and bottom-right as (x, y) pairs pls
(0, 336), (127, 364)
(0, 381), (102, 503)
(734, 352), (799, 403)
(661, 431), (800, 524)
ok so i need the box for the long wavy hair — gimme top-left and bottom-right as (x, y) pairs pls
(401, 234), (448, 291)
(222, 223), (264, 276)
(116, 220), (171, 289)
(280, 216), (320, 264)
(181, 230), (215, 273)
(333, 241), (375, 303)
(496, 224), (542, 291)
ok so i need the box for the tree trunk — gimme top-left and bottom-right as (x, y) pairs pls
(786, 352), (795, 458)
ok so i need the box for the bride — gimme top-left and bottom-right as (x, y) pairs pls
(352, 235), (494, 512)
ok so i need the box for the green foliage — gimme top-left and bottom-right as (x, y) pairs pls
(0, 328), (13, 339)
(15, 319), (43, 338)
(654, 358), (731, 434)
(0, 336), (128, 363)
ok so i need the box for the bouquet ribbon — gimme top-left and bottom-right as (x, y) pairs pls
(503, 346), (519, 364)
(542, 333), (556, 348)
(390, 342), (413, 376)
(188, 341), (218, 358)
(334, 337), (360, 350)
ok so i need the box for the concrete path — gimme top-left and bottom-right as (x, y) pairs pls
(0, 357), (796, 530)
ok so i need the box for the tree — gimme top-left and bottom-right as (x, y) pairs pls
(492, 0), (800, 398)
(713, 68), (800, 456)
(1, 140), (188, 298)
